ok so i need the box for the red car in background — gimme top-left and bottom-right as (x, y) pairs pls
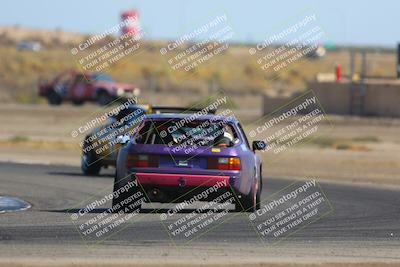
(39, 71), (140, 105)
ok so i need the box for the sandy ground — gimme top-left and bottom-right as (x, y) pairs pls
(1, 239), (400, 267)
(1, 259), (400, 267)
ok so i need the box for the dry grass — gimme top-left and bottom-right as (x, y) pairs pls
(0, 27), (396, 104)
(0, 135), (77, 151)
(267, 135), (379, 151)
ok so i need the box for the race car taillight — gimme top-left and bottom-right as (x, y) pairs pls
(207, 157), (241, 171)
(127, 154), (159, 169)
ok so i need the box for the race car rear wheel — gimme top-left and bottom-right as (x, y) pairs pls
(256, 170), (262, 210)
(235, 177), (260, 212)
(96, 90), (113, 106)
(81, 150), (101, 176)
(112, 175), (143, 213)
(72, 99), (84, 105)
(47, 91), (62, 105)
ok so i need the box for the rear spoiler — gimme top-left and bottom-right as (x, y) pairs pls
(151, 106), (217, 114)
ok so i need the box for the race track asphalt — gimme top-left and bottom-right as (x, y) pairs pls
(0, 162), (399, 265)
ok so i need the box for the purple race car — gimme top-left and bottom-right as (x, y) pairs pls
(112, 113), (266, 212)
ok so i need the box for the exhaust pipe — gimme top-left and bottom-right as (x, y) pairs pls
(152, 188), (160, 196)
(147, 188), (163, 201)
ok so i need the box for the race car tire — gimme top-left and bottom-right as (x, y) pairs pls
(112, 175), (143, 213)
(96, 90), (113, 106)
(81, 150), (101, 176)
(256, 179), (261, 210)
(72, 99), (84, 105)
(235, 177), (260, 212)
(256, 170), (262, 210)
(47, 91), (62, 105)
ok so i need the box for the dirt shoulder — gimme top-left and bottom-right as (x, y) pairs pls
(1, 259), (400, 267)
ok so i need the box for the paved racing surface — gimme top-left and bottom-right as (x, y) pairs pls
(0, 162), (399, 265)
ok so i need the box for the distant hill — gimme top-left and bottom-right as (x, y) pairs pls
(0, 26), (85, 47)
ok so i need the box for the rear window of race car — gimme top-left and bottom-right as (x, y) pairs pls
(135, 119), (240, 148)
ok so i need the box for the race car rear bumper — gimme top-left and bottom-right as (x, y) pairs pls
(134, 172), (230, 188)
(133, 172), (233, 203)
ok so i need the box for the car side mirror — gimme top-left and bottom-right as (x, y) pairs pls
(252, 141), (266, 151)
(116, 135), (130, 145)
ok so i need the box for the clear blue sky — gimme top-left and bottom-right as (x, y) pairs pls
(1, 0), (399, 47)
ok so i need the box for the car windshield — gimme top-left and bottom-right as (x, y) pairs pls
(112, 107), (147, 126)
(136, 119), (238, 148)
(92, 73), (114, 82)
